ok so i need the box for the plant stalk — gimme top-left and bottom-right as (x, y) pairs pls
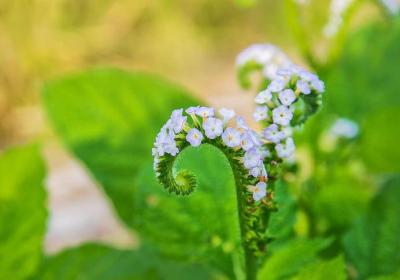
(229, 157), (258, 280)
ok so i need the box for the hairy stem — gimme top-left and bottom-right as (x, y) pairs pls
(226, 155), (258, 280)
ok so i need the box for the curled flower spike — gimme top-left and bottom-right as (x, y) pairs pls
(152, 106), (269, 197)
(152, 106), (283, 275)
(237, 44), (325, 162)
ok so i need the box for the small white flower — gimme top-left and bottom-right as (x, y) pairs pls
(253, 106), (269, 122)
(249, 164), (267, 178)
(330, 118), (359, 139)
(219, 108), (236, 123)
(195, 106), (214, 118)
(268, 79), (286, 92)
(167, 109), (187, 133)
(299, 70), (318, 82)
(255, 89), (272, 104)
(278, 89), (296, 106)
(186, 106), (199, 115)
(236, 116), (249, 131)
(243, 148), (263, 169)
(275, 137), (296, 158)
(222, 127), (241, 148)
(248, 182), (267, 201)
(236, 44), (292, 80)
(154, 126), (179, 156)
(296, 79), (311, 95)
(281, 126), (293, 138)
(272, 106), (293, 126)
(311, 79), (325, 93)
(263, 124), (285, 143)
(203, 117), (223, 139)
(186, 128), (204, 147)
(240, 130), (261, 151)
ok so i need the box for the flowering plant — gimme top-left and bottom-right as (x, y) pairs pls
(152, 45), (325, 279)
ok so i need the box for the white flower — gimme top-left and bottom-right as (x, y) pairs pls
(330, 118), (359, 139)
(296, 79), (311, 95)
(249, 164), (267, 178)
(248, 182), (267, 201)
(281, 126), (293, 138)
(263, 124), (285, 143)
(243, 148), (263, 169)
(203, 117), (223, 139)
(275, 137), (296, 158)
(272, 106), (293, 126)
(241, 130), (261, 151)
(236, 116), (249, 131)
(195, 106), (214, 118)
(154, 126), (179, 156)
(268, 79), (286, 92)
(236, 44), (292, 79)
(167, 109), (187, 133)
(219, 108), (235, 123)
(311, 79), (325, 93)
(255, 89), (273, 104)
(186, 128), (204, 147)
(299, 70), (318, 82)
(253, 106), (269, 122)
(222, 127), (241, 148)
(153, 157), (160, 173)
(186, 106), (199, 115)
(278, 89), (296, 106)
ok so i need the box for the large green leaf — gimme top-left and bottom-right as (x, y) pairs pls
(343, 175), (400, 279)
(42, 68), (199, 227)
(34, 243), (217, 280)
(0, 144), (47, 280)
(257, 238), (332, 280)
(43, 69), (241, 277)
(291, 255), (346, 280)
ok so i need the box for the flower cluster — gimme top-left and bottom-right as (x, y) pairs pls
(236, 44), (292, 80)
(152, 106), (270, 201)
(253, 65), (325, 159)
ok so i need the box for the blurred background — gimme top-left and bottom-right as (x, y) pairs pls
(0, 0), (398, 267)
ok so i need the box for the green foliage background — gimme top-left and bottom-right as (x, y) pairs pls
(0, 1), (399, 280)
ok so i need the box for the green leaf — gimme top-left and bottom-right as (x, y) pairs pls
(343, 175), (400, 279)
(132, 145), (243, 278)
(258, 238), (332, 280)
(266, 181), (297, 239)
(42, 71), (241, 277)
(291, 255), (346, 280)
(0, 144), (47, 280)
(368, 270), (400, 280)
(42, 68), (199, 228)
(324, 19), (400, 172)
(34, 243), (218, 280)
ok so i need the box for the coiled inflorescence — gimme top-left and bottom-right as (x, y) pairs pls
(236, 45), (325, 161)
(152, 44), (326, 259)
(152, 106), (269, 202)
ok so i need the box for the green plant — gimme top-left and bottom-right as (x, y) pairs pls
(1, 5), (400, 280)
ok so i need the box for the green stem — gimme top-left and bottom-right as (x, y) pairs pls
(227, 155), (258, 280)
